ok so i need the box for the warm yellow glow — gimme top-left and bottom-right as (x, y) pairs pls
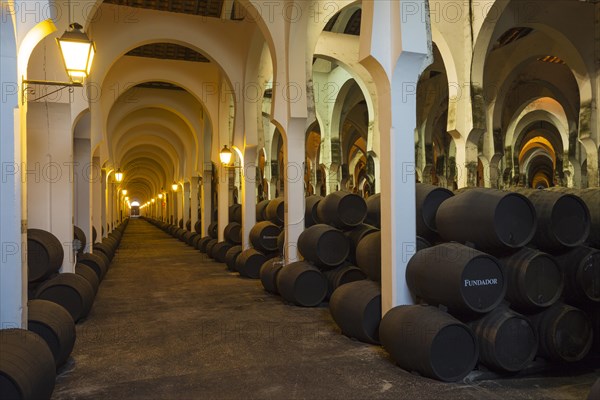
(151, 198), (156, 203)
(220, 145), (232, 165)
(115, 169), (124, 182)
(124, 196), (129, 201)
(56, 23), (95, 83)
(122, 190), (128, 196)
(158, 193), (164, 199)
(172, 183), (178, 191)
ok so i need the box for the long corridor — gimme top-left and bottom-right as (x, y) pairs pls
(52, 219), (596, 400)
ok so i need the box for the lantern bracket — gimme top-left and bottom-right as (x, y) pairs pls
(22, 79), (82, 105)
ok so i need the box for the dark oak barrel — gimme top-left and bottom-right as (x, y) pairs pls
(406, 243), (506, 315)
(276, 262), (328, 307)
(225, 245), (243, 272)
(208, 222), (219, 239)
(553, 246), (600, 306)
(416, 183), (454, 241)
(436, 188), (537, 252)
(260, 258), (284, 294)
(265, 197), (285, 226)
(547, 187), (600, 248)
(380, 305), (478, 382)
(212, 242), (234, 263)
(34, 273), (95, 322)
(324, 264), (367, 298)
(416, 236), (431, 251)
(256, 200), (270, 222)
(224, 222), (242, 245)
(186, 219), (192, 231)
(236, 249), (273, 279)
(205, 239), (218, 259)
(305, 195), (323, 228)
(298, 224), (350, 269)
(194, 220), (202, 234)
(197, 237), (212, 253)
(73, 225), (86, 254)
(0, 329), (56, 400)
(27, 228), (64, 283)
(364, 193), (381, 228)
(470, 307), (537, 372)
(250, 221), (281, 253)
(500, 247), (563, 311)
(329, 280), (381, 344)
(345, 224), (379, 264)
(355, 231), (381, 281)
(510, 188), (590, 250)
(28, 299), (76, 368)
(316, 191), (367, 230)
(530, 303), (593, 362)
(77, 253), (108, 280)
(75, 263), (100, 294)
(229, 204), (242, 223)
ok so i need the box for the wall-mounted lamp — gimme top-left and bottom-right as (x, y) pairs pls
(121, 189), (128, 196)
(158, 193), (164, 200)
(172, 182), (178, 191)
(220, 145), (233, 165)
(115, 169), (124, 182)
(151, 198), (156, 203)
(22, 23), (95, 104)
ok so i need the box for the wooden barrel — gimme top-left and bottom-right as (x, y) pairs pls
(260, 258), (284, 294)
(182, 231), (194, 244)
(92, 250), (111, 272)
(224, 222), (242, 245)
(588, 378), (600, 400)
(77, 253), (108, 280)
(208, 222), (218, 239)
(73, 225), (86, 254)
(416, 236), (431, 251)
(256, 200), (270, 222)
(329, 280), (381, 344)
(380, 305), (478, 382)
(206, 239), (219, 259)
(34, 273), (95, 322)
(178, 218), (184, 229)
(92, 226), (97, 243)
(553, 246), (600, 306)
(547, 187), (600, 248)
(236, 249), (272, 279)
(345, 224), (378, 264)
(213, 242), (233, 263)
(28, 299), (76, 368)
(197, 237), (212, 253)
(470, 307), (537, 372)
(250, 221), (281, 253)
(416, 183), (454, 241)
(276, 261), (328, 307)
(192, 234), (203, 249)
(0, 329), (56, 399)
(406, 243), (506, 315)
(229, 204), (242, 223)
(225, 245), (243, 272)
(317, 191), (367, 230)
(324, 264), (366, 298)
(93, 243), (114, 262)
(75, 263), (100, 294)
(176, 228), (187, 241)
(355, 231), (381, 281)
(298, 224), (350, 269)
(277, 231), (285, 256)
(364, 193), (380, 228)
(27, 228), (64, 283)
(186, 219), (192, 231)
(436, 188), (537, 252)
(265, 197), (285, 226)
(194, 220), (202, 234)
(305, 195), (323, 228)
(510, 188), (590, 250)
(500, 247), (563, 311)
(530, 303), (593, 362)
(187, 233), (199, 247)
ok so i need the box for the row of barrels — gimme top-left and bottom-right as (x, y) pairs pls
(1, 220), (128, 399)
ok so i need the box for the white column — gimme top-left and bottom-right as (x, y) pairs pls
(183, 182), (191, 229)
(26, 103), (76, 272)
(201, 170), (212, 236)
(176, 189), (183, 226)
(284, 118), (307, 263)
(0, 11), (25, 327)
(241, 146), (257, 249)
(74, 139), (91, 251)
(217, 165), (229, 242)
(92, 157), (102, 244)
(190, 177), (199, 231)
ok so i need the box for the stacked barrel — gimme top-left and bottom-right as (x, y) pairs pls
(1, 220), (128, 398)
(380, 185), (599, 382)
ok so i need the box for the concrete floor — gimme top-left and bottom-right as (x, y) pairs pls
(53, 219), (598, 400)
